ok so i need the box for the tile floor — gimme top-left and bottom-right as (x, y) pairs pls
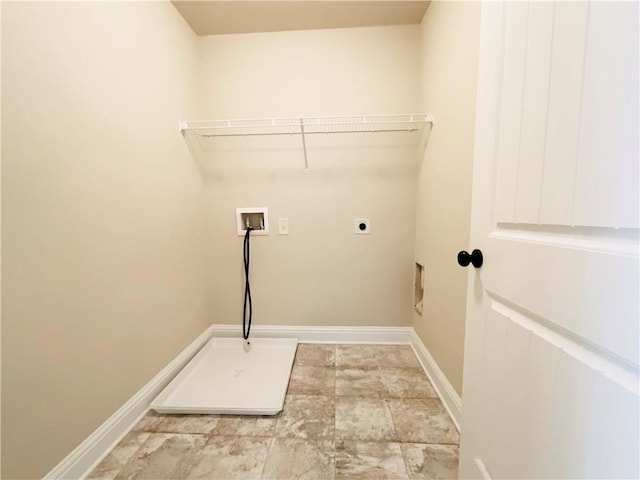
(88, 344), (459, 480)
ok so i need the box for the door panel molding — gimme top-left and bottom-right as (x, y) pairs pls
(490, 297), (638, 393)
(490, 227), (639, 256)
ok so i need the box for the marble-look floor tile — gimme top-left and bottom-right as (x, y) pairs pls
(335, 440), (408, 479)
(376, 346), (421, 368)
(336, 345), (420, 368)
(156, 415), (219, 434)
(335, 397), (396, 441)
(86, 432), (150, 480)
(213, 415), (277, 437)
(92, 345), (457, 480)
(295, 344), (336, 366)
(335, 367), (387, 397)
(400, 444), (459, 480)
(115, 433), (206, 480)
(275, 395), (334, 439)
(380, 368), (437, 399)
(186, 436), (270, 479)
(131, 410), (165, 432)
(287, 365), (335, 395)
(388, 399), (459, 444)
(262, 438), (334, 480)
(336, 345), (381, 368)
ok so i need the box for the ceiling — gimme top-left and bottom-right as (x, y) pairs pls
(171, 1), (431, 36)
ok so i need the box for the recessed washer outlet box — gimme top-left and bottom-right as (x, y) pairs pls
(237, 207), (269, 236)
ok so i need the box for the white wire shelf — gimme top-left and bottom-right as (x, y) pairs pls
(180, 114), (434, 137)
(179, 114), (434, 172)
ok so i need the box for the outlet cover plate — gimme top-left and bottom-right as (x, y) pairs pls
(237, 207), (269, 236)
(278, 218), (289, 235)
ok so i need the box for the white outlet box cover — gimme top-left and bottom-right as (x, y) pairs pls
(236, 207), (269, 236)
(354, 218), (371, 234)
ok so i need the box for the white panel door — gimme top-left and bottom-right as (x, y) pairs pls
(459, 2), (639, 479)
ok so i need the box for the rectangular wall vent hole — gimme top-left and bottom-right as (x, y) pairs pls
(414, 263), (424, 315)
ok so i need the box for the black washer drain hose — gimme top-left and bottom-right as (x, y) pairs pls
(243, 227), (253, 340)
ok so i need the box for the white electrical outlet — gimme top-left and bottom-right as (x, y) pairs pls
(278, 218), (289, 235)
(354, 218), (371, 234)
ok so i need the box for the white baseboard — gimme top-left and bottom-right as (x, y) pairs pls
(44, 325), (215, 480)
(210, 324), (414, 344)
(44, 323), (459, 479)
(410, 329), (462, 431)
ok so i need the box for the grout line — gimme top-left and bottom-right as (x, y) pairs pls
(259, 436), (275, 480)
(386, 393), (400, 445)
(330, 438), (459, 446)
(398, 441), (412, 480)
(332, 358), (338, 478)
(333, 347), (339, 478)
(182, 434), (212, 479)
(85, 430), (151, 480)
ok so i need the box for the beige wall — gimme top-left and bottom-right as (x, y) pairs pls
(413, 2), (480, 395)
(196, 26), (421, 328)
(1, 3), (208, 478)
(1, 3), (480, 476)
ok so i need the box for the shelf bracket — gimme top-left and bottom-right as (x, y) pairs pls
(299, 118), (309, 173)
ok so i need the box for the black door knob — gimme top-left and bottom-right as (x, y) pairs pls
(457, 249), (483, 268)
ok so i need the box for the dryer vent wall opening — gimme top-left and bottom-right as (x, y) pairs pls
(414, 262), (424, 315)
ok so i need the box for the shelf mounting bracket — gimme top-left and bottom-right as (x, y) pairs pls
(299, 118), (309, 173)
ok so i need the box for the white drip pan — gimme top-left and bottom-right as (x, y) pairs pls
(151, 337), (298, 415)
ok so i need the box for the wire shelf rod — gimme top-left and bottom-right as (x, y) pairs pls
(196, 127), (423, 138)
(185, 113), (431, 123)
(185, 119), (429, 130)
(181, 114), (434, 133)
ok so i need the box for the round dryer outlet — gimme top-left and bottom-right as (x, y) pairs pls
(354, 218), (371, 234)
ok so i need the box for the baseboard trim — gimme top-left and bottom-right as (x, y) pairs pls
(44, 325), (215, 480)
(210, 324), (413, 344)
(410, 329), (462, 431)
(45, 323), (458, 479)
